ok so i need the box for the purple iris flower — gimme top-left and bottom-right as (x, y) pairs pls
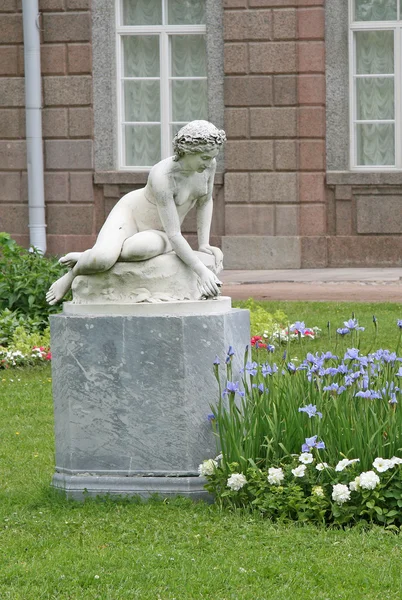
(298, 404), (322, 419)
(344, 319), (364, 331)
(287, 362), (297, 373)
(355, 390), (382, 399)
(207, 413), (216, 422)
(267, 344), (275, 353)
(252, 383), (266, 393)
(323, 383), (346, 395)
(301, 435), (325, 452)
(222, 381), (245, 397)
(344, 348), (360, 360)
(225, 346), (235, 363)
(337, 363), (349, 374)
(213, 355), (220, 365)
(290, 321), (307, 334)
(241, 361), (258, 376)
(337, 327), (351, 336)
(321, 351), (338, 360)
(397, 320), (402, 329)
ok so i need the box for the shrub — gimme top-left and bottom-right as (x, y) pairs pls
(0, 233), (67, 327)
(243, 299), (288, 338)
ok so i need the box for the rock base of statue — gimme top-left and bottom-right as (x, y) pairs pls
(50, 297), (250, 501)
(71, 251), (221, 304)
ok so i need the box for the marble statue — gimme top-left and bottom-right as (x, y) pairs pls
(46, 120), (226, 305)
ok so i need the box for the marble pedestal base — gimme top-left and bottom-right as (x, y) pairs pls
(50, 299), (250, 501)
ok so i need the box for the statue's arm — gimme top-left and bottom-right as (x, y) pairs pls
(197, 161), (223, 269)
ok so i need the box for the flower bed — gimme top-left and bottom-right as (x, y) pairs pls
(201, 320), (402, 527)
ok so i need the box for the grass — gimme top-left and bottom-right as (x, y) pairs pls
(1, 302), (402, 598)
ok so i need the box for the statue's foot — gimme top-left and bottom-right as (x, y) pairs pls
(59, 252), (82, 268)
(46, 272), (73, 305)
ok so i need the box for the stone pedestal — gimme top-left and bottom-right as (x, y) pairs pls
(50, 298), (250, 500)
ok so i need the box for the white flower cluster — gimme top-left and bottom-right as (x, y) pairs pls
(373, 456), (402, 472)
(335, 458), (360, 472)
(332, 484), (351, 504)
(198, 459), (218, 477)
(299, 452), (314, 464)
(227, 473), (247, 491)
(292, 464), (306, 478)
(267, 467), (284, 485)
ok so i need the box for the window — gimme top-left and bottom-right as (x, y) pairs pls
(116, 0), (207, 169)
(350, 0), (402, 169)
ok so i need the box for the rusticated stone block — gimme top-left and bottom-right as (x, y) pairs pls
(46, 234), (96, 255)
(0, 14), (22, 43)
(45, 140), (93, 169)
(43, 12), (91, 43)
(0, 141), (26, 169)
(224, 172), (249, 204)
(224, 43), (248, 74)
(0, 172), (21, 202)
(222, 235), (301, 269)
(298, 41), (325, 73)
(39, 0), (65, 9)
(301, 236), (328, 268)
(0, 203), (28, 233)
(0, 1), (17, 11)
(0, 46), (18, 75)
(356, 196), (402, 234)
(44, 172), (69, 203)
(250, 172), (298, 203)
(42, 108), (68, 138)
(250, 42), (297, 74)
(68, 107), (93, 137)
(224, 108), (249, 139)
(328, 236), (402, 267)
(250, 0), (323, 4)
(274, 140), (297, 170)
(41, 44), (67, 75)
(300, 203), (326, 235)
(70, 172), (94, 203)
(223, 0), (247, 6)
(275, 204), (299, 235)
(298, 74), (326, 105)
(226, 140), (274, 171)
(298, 106), (325, 138)
(66, 0), (90, 8)
(250, 107), (297, 138)
(43, 76), (92, 106)
(0, 108), (22, 138)
(225, 204), (274, 235)
(46, 203), (93, 235)
(224, 10), (272, 41)
(336, 201), (353, 235)
(273, 9), (297, 40)
(68, 43), (92, 74)
(299, 140), (325, 170)
(273, 75), (297, 105)
(335, 185), (352, 200)
(299, 172), (325, 203)
(225, 76), (273, 106)
(298, 7), (325, 39)
(0, 78), (24, 107)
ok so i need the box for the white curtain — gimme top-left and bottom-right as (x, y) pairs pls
(123, 0), (162, 25)
(355, 0), (397, 21)
(356, 30), (395, 165)
(168, 0), (205, 25)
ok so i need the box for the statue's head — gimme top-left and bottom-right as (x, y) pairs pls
(172, 120), (226, 161)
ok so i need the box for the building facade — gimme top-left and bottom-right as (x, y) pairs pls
(1, 0), (402, 268)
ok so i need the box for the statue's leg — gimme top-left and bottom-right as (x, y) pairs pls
(59, 252), (82, 268)
(119, 230), (172, 262)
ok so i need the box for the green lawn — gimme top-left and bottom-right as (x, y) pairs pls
(1, 302), (402, 599)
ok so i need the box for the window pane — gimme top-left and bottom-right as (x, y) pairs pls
(172, 80), (208, 122)
(124, 81), (160, 121)
(356, 123), (395, 166)
(171, 35), (207, 77)
(355, 0), (397, 21)
(123, 36), (159, 78)
(168, 0), (206, 24)
(125, 125), (161, 166)
(171, 122), (186, 141)
(356, 77), (394, 120)
(356, 31), (394, 75)
(122, 0), (162, 25)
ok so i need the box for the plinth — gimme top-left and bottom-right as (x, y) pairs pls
(50, 297), (250, 500)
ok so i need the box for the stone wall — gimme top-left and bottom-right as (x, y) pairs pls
(221, 0), (327, 268)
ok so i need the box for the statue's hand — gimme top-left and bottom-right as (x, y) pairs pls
(198, 244), (223, 271)
(197, 265), (222, 298)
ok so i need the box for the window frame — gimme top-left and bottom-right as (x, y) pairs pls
(349, 0), (402, 171)
(115, 0), (207, 170)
